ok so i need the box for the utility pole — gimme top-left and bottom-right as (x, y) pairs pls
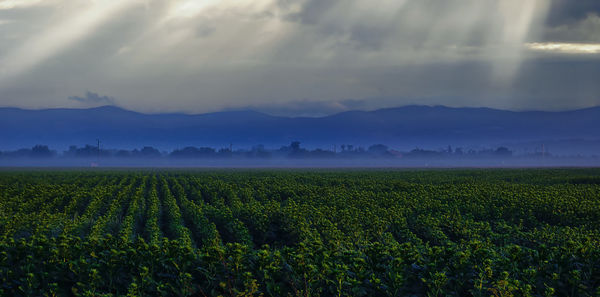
(542, 144), (545, 158)
(97, 139), (101, 161)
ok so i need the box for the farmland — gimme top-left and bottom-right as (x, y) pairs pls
(1, 169), (599, 296)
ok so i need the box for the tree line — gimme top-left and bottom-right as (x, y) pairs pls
(0, 142), (520, 160)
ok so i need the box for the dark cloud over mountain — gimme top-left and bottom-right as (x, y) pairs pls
(68, 91), (115, 105)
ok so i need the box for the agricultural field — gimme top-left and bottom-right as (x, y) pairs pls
(1, 169), (599, 296)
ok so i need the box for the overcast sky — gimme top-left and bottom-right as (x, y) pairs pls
(0, 0), (599, 116)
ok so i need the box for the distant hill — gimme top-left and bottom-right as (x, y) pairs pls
(1, 105), (599, 153)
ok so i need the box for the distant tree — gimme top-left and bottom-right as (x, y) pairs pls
(218, 148), (232, 157)
(407, 148), (442, 158)
(368, 144), (389, 155)
(170, 146), (215, 158)
(138, 146), (161, 157)
(198, 147), (216, 155)
(290, 141), (301, 152)
(494, 147), (513, 157)
(31, 145), (54, 158)
(286, 141), (309, 158)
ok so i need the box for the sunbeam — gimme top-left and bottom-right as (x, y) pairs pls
(0, 0), (140, 83)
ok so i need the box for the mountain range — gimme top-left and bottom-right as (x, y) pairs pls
(1, 105), (599, 154)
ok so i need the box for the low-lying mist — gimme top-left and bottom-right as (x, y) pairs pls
(1, 156), (598, 168)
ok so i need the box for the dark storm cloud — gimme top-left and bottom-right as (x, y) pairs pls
(541, 0), (600, 43)
(542, 14), (600, 43)
(68, 91), (115, 105)
(546, 0), (600, 25)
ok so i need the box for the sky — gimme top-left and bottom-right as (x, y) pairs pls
(0, 0), (599, 116)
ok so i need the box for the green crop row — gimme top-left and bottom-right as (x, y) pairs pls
(0, 169), (599, 296)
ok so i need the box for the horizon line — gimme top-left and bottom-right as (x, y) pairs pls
(1, 103), (599, 118)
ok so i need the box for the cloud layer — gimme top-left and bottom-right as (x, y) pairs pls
(0, 0), (598, 115)
(68, 91), (115, 105)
